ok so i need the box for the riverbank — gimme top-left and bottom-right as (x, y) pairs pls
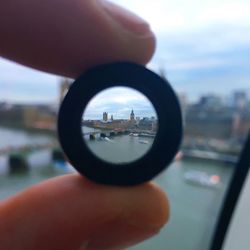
(182, 149), (238, 165)
(0, 122), (56, 136)
(83, 124), (156, 137)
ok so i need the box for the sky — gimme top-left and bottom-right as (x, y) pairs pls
(83, 87), (157, 120)
(0, 0), (250, 111)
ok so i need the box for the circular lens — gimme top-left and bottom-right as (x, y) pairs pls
(82, 87), (158, 164)
(57, 62), (182, 185)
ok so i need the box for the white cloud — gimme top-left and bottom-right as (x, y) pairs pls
(83, 87), (156, 119)
(111, 0), (250, 33)
(198, 2), (250, 26)
(0, 0), (249, 104)
(166, 58), (228, 71)
(86, 87), (149, 108)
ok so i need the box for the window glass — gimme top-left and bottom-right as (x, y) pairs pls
(0, 1), (249, 250)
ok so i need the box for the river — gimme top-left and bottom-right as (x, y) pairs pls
(0, 127), (236, 250)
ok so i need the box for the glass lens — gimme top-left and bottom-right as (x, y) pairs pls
(82, 87), (158, 164)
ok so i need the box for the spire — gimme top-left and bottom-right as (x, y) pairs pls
(130, 109), (135, 120)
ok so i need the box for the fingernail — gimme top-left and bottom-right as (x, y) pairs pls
(100, 0), (152, 36)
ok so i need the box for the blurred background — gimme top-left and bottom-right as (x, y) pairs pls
(0, 0), (249, 249)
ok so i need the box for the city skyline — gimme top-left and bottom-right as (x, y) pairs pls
(83, 108), (157, 121)
(82, 87), (157, 120)
(83, 109), (157, 122)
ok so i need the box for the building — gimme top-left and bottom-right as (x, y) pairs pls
(0, 104), (56, 131)
(138, 117), (154, 131)
(233, 91), (248, 109)
(103, 112), (108, 121)
(136, 116), (140, 125)
(130, 109), (135, 121)
(185, 104), (234, 139)
(198, 94), (223, 110)
(231, 109), (250, 141)
(178, 92), (188, 125)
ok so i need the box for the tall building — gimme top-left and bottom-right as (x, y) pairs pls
(59, 78), (71, 103)
(130, 109), (135, 121)
(199, 95), (222, 110)
(233, 91), (248, 109)
(103, 112), (108, 121)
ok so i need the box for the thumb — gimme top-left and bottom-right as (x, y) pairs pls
(0, 0), (155, 78)
(0, 174), (169, 250)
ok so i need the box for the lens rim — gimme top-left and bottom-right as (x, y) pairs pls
(58, 62), (183, 186)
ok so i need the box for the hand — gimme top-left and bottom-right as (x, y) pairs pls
(0, 1), (169, 249)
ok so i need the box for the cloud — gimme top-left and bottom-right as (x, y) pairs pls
(148, 21), (250, 100)
(112, 0), (250, 33)
(198, 2), (250, 26)
(0, 0), (249, 105)
(86, 87), (149, 108)
(83, 87), (156, 120)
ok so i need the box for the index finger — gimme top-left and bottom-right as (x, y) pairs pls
(0, 0), (155, 78)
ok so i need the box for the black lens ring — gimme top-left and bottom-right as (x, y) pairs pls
(58, 62), (183, 186)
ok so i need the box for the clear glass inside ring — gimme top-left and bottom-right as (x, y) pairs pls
(82, 86), (158, 164)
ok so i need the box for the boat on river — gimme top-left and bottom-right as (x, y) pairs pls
(184, 170), (220, 188)
(129, 133), (139, 137)
(139, 140), (149, 144)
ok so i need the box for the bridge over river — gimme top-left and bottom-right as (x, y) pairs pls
(83, 129), (155, 140)
(0, 142), (57, 156)
(83, 130), (129, 139)
(0, 142), (59, 174)
(0, 128), (156, 173)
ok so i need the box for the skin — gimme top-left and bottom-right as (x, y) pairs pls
(0, 0), (169, 249)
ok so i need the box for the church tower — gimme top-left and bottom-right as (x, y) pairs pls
(103, 112), (108, 121)
(130, 109), (135, 121)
